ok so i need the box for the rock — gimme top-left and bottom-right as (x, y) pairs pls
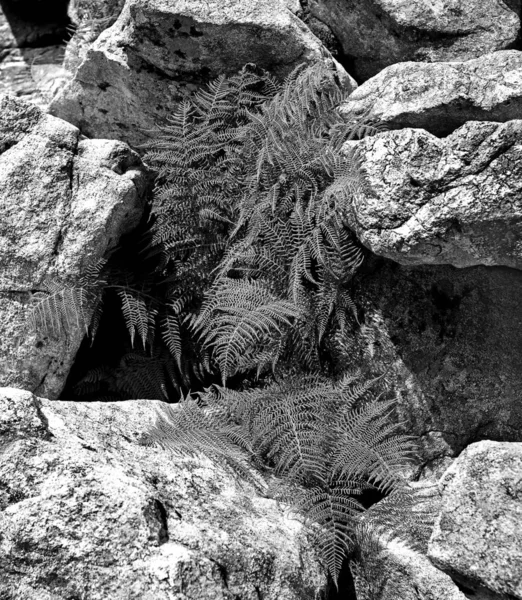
(0, 1), (70, 106)
(0, 387), (326, 599)
(351, 260), (522, 478)
(345, 120), (522, 270)
(428, 441), (522, 599)
(49, 0), (356, 148)
(0, 95), (150, 398)
(340, 51), (522, 137)
(309, 0), (521, 80)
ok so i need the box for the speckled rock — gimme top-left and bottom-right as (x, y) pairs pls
(341, 51), (522, 137)
(345, 120), (522, 270)
(49, 0), (356, 147)
(309, 0), (521, 80)
(428, 441), (522, 599)
(350, 260), (522, 478)
(0, 95), (149, 398)
(0, 388), (326, 599)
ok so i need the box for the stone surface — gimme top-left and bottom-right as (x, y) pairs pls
(309, 0), (521, 80)
(345, 120), (522, 270)
(341, 51), (522, 137)
(49, 0), (356, 147)
(351, 260), (522, 478)
(0, 95), (149, 398)
(0, 387), (325, 599)
(428, 441), (522, 599)
(0, 1), (70, 106)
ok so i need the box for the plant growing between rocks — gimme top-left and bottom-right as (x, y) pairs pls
(28, 61), (427, 586)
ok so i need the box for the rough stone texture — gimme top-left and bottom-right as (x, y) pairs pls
(351, 259), (522, 479)
(345, 120), (522, 270)
(0, 95), (149, 399)
(341, 51), (522, 137)
(309, 0), (521, 80)
(0, 0), (70, 106)
(49, 0), (356, 148)
(428, 441), (522, 599)
(0, 388), (326, 599)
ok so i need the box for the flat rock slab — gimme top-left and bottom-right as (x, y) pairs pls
(345, 120), (522, 270)
(0, 94), (149, 398)
(428, 441), (522, 599)
(341, 51), (522, 137)
(0, 388), (325, 599)
(50, 0), (355, 147)
(309, 0), (520, 80)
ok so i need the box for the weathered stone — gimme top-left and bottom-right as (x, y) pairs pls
(0, 1), (69, 106)
(0, 387), (326, 599)
(309, 0), (521, 80)
(340, 51), (522, 137)
(428, 441), (522, 599)
(345, 120), (522, 270)
(50, 0), (356, 147)
(0, 95), (149, 398)
(350, 260), (522, 478)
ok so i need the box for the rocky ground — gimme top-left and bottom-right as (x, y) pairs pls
(1, 0), (521, 598)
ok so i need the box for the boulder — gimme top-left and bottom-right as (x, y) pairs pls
(49, 0), (356, 148)
(0, 387), (326, 599)
(308, 0), (521, 80)
(0, 0), (70, 107)
(345, 120), (522, 270)
(351, 260), (522, 478)
(0, 95), (150, 399)
(428, 441), (522, 599)
(341, 51), (522, 137)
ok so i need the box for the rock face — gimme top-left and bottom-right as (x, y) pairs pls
(0, 0), (69, 106)
(308, 0), (521, 80)
(49, 0), (356, 147)
(345, 120), (522, 270)
(0, 387), (325, 599)
(352, 260), (522, 478)
(341, 51), (522, 137)
(428, 442), (522, 599)
(0, 95), (149, 399)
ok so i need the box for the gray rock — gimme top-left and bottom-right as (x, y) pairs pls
(309, 0), (520, 80)
(340, 51), (522, 137)
(345, 120), (522, 270)
(428, 441), (522, 599)
(0, 387), (326, 599)
(0, 95), (149, 398)
(49, 0), (356, 147)
(350, 261), (522, 478)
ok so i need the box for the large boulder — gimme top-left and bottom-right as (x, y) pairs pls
(345, 120), (522, 270)
(49, 0), (356, 148)
(0, 95), (149, 399)
(340, 51), (522, 137)
(428, 441), (522, 599)
(308, 0), (521, 80)
(0, 387), (325, 599)
(351, 260), (522, 478)
(0, 0), (70, 106)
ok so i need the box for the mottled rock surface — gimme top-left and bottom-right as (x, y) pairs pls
(352, 260), (522, 478)
(0, 1), (69, 106)
(428, 441), (522, 599)
(0, 95), (149, 398)
(341, 51), (522, 137)
(50, 0), (355, 147)
(309, 0), (521, 80)
(345, 120), (522, 269)
(0, 388), (325, 599)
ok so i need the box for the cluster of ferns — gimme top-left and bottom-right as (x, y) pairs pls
(29, 62), (433, 588)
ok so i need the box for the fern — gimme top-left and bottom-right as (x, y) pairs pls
(144, 374), (418, 584)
